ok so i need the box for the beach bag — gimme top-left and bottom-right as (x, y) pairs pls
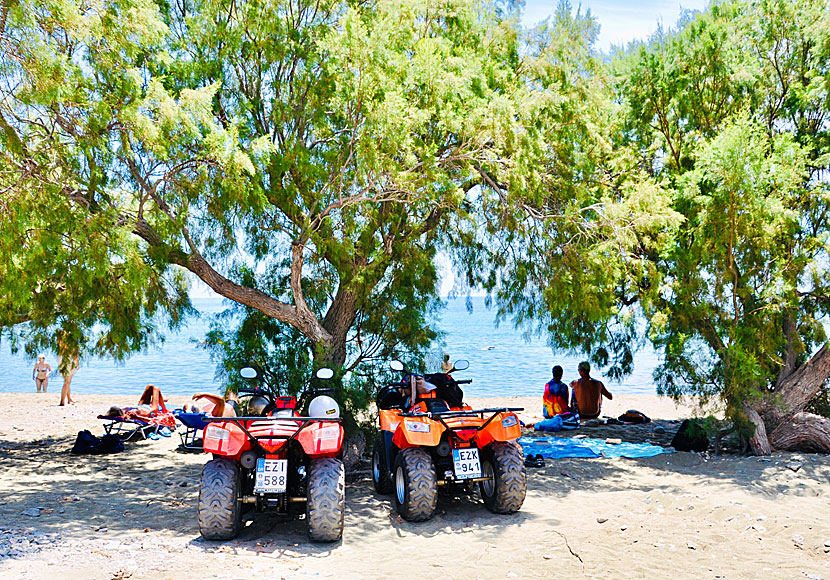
(534, 416), (563, 432)
(670, 419), (709, 452)
(618, 409), (651, 424)
(71, 430), (101, 455)
(71, 430), (125, 455)
(98, 433), (125, 454)
(560, 412), (580, 430)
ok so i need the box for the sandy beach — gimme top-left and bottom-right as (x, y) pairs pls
(0, 391), (828, 580)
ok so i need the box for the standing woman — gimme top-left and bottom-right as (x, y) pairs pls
(32, 355), (52, 393)
(58, 353), (79, 406)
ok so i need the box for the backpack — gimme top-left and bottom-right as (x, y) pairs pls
(670, 419), (709, 452)
(618, 409), (651, 424)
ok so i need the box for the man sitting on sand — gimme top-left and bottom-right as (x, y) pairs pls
(570, 361), (612, 420)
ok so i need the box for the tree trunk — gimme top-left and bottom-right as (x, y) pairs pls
(744, 406), (773, 456)
(747, 344), (830, 454)
(769, 412), (830, 452)
(320, 286), (358, 369)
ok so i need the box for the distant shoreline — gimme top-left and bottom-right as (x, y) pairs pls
(0, 391), (711, 424)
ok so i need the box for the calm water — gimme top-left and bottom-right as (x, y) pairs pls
(0, 296), (660, 397)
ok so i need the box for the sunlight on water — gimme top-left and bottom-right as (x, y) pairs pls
(0, 296), (660, 397)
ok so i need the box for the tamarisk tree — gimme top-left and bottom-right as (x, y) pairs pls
(615, 0), (830, 453)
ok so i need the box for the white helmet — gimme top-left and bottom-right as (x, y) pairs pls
(308, 395), (340, 418)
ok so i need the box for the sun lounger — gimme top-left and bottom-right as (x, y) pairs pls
(173, 393), (235, 450)
(98, 385), (177, 441)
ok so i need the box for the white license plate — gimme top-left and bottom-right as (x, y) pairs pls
(452, 448), (481, 479)
(254, 458), (288, 493)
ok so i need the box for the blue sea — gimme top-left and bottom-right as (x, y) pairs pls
(0, 296), (660, 397)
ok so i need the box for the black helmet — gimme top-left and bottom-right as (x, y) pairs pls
(247, 395), (269, 416)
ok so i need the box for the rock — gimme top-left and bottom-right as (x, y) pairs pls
(21, 508), (41, 517)
(596, 517), (608, 524)
(687, 542), (696, 550)
(792, 534), (805, 548)
(786, 462), (802, 472)
(653, 425), (666, 434)
(178, 481), (188, 487)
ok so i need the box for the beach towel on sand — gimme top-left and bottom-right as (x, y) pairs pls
(519, 436), (671, 459)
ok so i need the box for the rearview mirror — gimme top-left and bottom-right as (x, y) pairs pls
(453, 360), (469, 371)
(316, 367), (334, 380)
(390, 360), (404, 372)
(240, 367), (258, 379)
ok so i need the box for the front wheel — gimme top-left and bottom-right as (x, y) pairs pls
(480, 442), (526, 514)
(307, 457), (345, 542)
(198, 457), (243, 540)
(393, 448), (437, 522)
(372, 438), (393, 494)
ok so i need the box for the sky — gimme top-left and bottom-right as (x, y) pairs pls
(523, 0), (711, 51)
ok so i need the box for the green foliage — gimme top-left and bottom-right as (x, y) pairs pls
(610, 0), (830, 427)
(0, 0), (193, 361)
(806, 384), (830, 419)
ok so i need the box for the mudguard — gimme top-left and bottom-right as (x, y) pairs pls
(203, 420), (248, 457)
(392, 416), (443, 448)
(296, 422), (344, 457)
(474, 412), (521, 447)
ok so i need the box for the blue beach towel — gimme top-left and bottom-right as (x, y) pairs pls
(519, 437), (599, 459)
(519, 436), (672, 460)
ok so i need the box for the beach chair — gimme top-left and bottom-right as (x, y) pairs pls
(173, 393), (235, 450)
(98, 385), (177, 441)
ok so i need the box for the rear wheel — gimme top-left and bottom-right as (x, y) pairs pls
(480, 442), (526, 514)
(393, 448), (437, 522)
(372, 438), (393, 494)
(198, 457), (243, 540)
(307, 457), (345, 542)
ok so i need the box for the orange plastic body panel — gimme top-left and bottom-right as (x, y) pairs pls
(379, 409), (402, 433)
(392, 416), (443, 448)
(296, 422), (344, 457)
(474, 412), (522, 447)
(379, 406), (521, 450)
(203, 421), (248, 457)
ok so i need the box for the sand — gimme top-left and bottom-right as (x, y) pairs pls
(0, 391), (828, 580)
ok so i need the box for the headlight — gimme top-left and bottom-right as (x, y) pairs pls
(405, 421), (430, 433)
(205, 425), (229, 441)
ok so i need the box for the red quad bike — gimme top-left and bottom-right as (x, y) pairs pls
(372, 360), (527, 522)
(198, 367), (345, 542)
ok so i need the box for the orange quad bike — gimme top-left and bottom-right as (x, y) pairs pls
(198, 367), (345, 542)
(372, 360), (526, 521)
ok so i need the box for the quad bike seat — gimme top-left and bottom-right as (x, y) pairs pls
(424, 399), (450, 414)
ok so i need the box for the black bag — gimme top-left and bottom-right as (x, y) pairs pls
(71, 430), (125, 455)
(618, 409), (651, 424)
(670, 419), (709, 452)
(98, 433), (125, 454)
(71, 430), (101, 455)
(424, 373), (464, 408)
